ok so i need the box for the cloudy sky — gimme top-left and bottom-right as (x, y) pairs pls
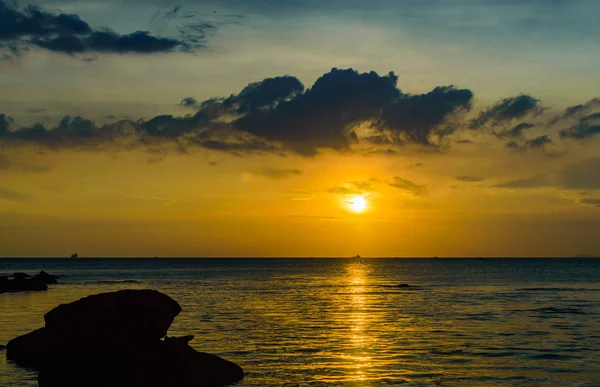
(1, 0), (600, 257)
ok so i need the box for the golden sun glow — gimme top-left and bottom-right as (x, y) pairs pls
(348, 195), (367, 213)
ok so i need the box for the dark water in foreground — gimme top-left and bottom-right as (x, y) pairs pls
(1, 258), (600, 387)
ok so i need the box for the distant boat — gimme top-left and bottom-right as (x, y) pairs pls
(476, 257), (485, 261)
(70, 253), (78, 260)
(353, 254), (361, 259)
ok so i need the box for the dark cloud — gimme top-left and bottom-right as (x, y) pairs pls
(180, 97), (199, 108)
(470, 95), (542, 128)
(455, 176), (485, 182)
(505, 135), (555, 152)
(494, 122), (534, 138)
(375, 86), (473, 145)
(456, 139), (473, 144)
(493, 175), (551, 189)
(5, 115), (106, 146)
(581, 198), (600, 208)
(234, 68), (472, 154)
(525, 135), (555, 149)
(32, 31), (185, 54)
(195, 137), (278, 155)
(233, 69), (400, 155)
(550, 98), (600, 124)
(559, 112), (600, 139)
(0, 0), (202, 56)
(0, 113), (11, 135)
(254, 168), (302, 180)
(389, 176), (424, 195)
(223, 76), (304, 114)
(1, 68), (597, 159)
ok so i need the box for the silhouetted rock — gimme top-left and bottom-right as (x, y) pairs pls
(7, 289), (244, 387)
(0, 273), (48, 293)
(0, 344), (6, 351)
(380, 283), (423, 290)
(44, 289), (181, 345)
(6, 328), (63, 368)
(34, 271), (59, 284)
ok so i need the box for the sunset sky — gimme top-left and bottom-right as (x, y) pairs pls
(1, 0), (600, 257)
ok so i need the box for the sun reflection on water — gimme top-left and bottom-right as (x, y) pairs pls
(345, 261), (374, 382)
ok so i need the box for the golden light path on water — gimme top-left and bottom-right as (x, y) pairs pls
(347, 262), (371, 382)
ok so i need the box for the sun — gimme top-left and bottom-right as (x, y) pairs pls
(348, 195), (367, 213)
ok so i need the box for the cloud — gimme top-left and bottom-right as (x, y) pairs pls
(559, 113), (600, 140)
(494, 122), (534, 139)
(0, 187), (28, 201)
(223, 76), (305, 114)
(456, 139), (473, 144)
(470, 95), (542, 128)
(180, 97), (199, 108)
(254, 168), (302, 180)
(328, 179), (378, 195)
(389, 176), (424, 195)
(581, 198), (600, 208)
(0, 1), (205, 56)
(525, 135), (555, 149)
(493, 175), (551, 189)
(550, 98), (600, 124)
(234, 68), (473, 154)
(374, 85), (473, 145)
(0, 113), (12, 135)
(0, 68), (598, 159)
(455, 176), (485, 183)
(505, 135), (555, 152)
(196, 138), (278, 155)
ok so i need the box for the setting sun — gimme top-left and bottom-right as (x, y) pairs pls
(348, 195), (367, 213)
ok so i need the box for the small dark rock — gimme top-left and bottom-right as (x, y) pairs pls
(396, 283), (411, 288)
(34, 271), (59, 284)
(0, 344), (6, 351)
(0, 273), (48, 293)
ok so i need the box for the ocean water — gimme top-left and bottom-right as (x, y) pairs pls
(1, 258), (600, 387)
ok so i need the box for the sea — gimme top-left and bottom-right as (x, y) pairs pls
(1, 258), (600, 387)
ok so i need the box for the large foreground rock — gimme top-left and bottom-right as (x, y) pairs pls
(44, 289), (182, 344)
(6, 289), (244, 387)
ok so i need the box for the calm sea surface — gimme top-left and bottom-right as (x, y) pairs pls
(1, 258), (600, 387)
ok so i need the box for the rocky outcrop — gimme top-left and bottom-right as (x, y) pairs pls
(44, 289), (181, 345)
(0, 271), (58, 293)
(34, 271), (59, 284)
(6, 289), (244, 387)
